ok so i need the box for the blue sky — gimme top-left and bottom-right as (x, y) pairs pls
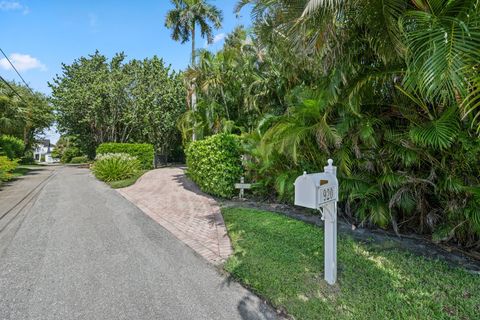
(0, 0), (251, 142)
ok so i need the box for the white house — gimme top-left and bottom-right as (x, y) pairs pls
(33, 139), (57, 163)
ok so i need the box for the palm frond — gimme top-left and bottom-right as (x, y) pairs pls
(401, 3), (480, 105)
(409, 106), (460, 150)
(301, 0), (344, 17)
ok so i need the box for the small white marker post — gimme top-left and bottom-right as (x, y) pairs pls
(293, 159), (338, 285)
(235, 177), (251, 199)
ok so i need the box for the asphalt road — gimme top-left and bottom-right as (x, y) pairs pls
(0, 166), (278, 320)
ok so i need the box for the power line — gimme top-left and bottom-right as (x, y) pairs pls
(0, 47), (35, 95)
(0, 75), (28, 104)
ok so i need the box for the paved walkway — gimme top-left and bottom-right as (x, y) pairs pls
(118, 167), (232, 264)
(0, 166), (278, 320)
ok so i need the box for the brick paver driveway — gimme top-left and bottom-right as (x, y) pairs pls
(118, 167), (233, 264)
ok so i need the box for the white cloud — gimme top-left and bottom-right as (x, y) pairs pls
(213, 33), (226, 44)
(204, 33), (226, 49)
(0, 1), (29, 14)
(0, 53), (46, 72)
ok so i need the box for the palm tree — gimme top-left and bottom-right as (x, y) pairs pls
(165, 0), (223, 66)
(165, 0), (223, 140)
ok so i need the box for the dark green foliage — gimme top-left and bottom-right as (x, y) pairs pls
(96, 143), (154, 169)
(92, 153), (141, 182)
(0, 135), (25, 160)
(185, 134), (242, 198)
(249, 90), (480, 244)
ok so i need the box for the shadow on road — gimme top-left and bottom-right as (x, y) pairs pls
(220, 276), (281, 320)
(0, 167), (51, 191)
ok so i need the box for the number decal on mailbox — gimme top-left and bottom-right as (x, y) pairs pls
(318, 185), (337, 205)
(323, 187), (333, 200)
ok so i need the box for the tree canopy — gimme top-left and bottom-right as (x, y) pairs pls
(49, 51), (186, 160)
(0, 80), (53, 151)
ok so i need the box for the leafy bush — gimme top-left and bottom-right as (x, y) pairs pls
(60, 146), (82, 163)
(96, 143), (154, 170)
(92, 153), (141, 182)
(185, 134), (242, 198)
(52, 135), (82, 162)
(247, 90), (480, 245)
(69, 156), (89, 164)
(0, 135), (25, 160)
(20, 151), (35, 164)
(0, 156), (19, 182)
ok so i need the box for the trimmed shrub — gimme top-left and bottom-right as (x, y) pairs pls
(92, 153), (141, 182)
(0, 156), (19, 182)
(69, 156), (89, 164)
(96, 143), (154, 169)
(185, 134), (243, 198)
(0, 135), (24, 160)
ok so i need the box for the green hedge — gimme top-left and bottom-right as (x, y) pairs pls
(186, 134), (243, 198)
(69, 156), (89, 164)
(96, 143), (154, 169)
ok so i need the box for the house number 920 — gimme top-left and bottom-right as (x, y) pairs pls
(323, 188), (333, 200)
(319, 186), (336, 204)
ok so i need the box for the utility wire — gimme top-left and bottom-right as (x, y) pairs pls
(0, 47), (35, 95)
(0, 74), (28, 104)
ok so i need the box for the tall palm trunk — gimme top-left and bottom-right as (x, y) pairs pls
(191, 22), (197, 141)
(191, 22), (196, 67)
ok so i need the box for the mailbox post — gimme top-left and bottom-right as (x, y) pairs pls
(322, 160), (337, 285)
(294, 159), (338, 285)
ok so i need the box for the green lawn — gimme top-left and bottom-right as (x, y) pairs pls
(222, 207), (480, 320)
(106, 170), (147, 189)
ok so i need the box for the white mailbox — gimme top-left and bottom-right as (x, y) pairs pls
(294, 172), (338, 209)
(294, 159), (338, 285)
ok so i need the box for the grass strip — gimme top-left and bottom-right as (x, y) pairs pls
(107, 170), (147, 189)
(223, 207), (480, 320)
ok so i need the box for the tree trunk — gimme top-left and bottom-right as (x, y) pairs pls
(191, 22), (197, 141)
(191, 22), (196, 67)
(23, 127), (29, 152)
